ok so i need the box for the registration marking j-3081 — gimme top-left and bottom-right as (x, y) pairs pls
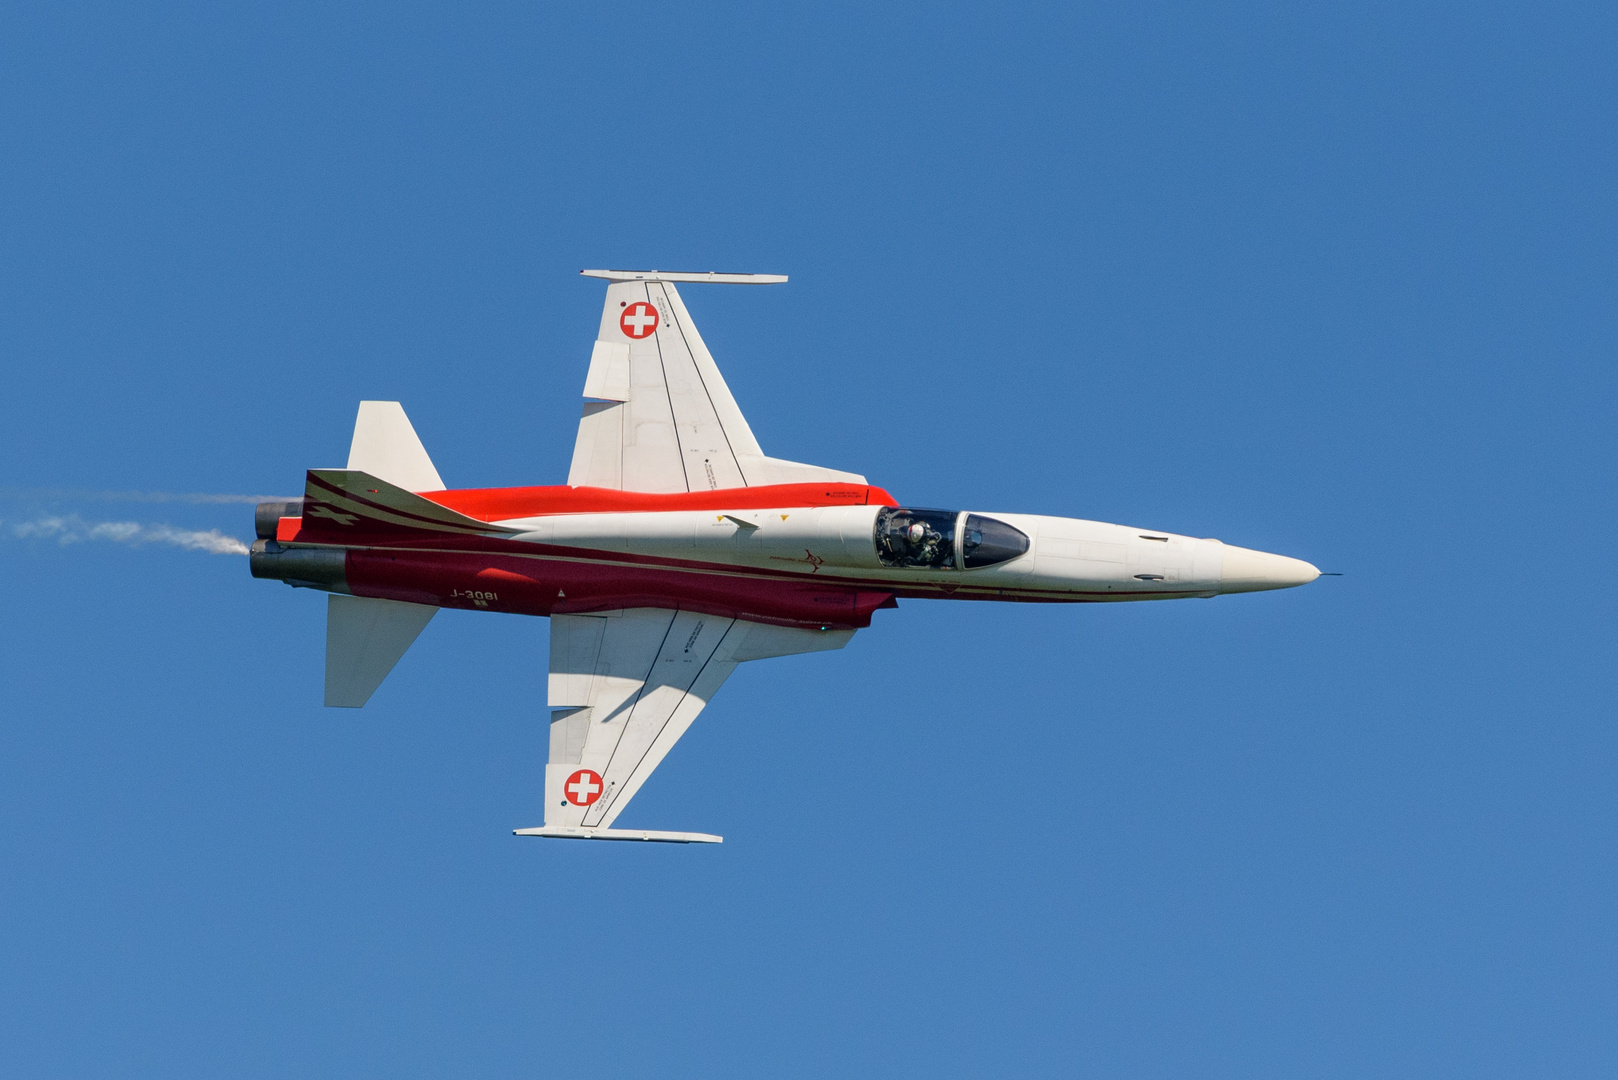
(450, 589), (498, 607)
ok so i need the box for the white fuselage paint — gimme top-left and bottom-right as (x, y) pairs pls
(498, 505), (1318, 600)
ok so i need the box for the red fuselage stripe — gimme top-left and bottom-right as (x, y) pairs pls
(419, 482), (898, 521)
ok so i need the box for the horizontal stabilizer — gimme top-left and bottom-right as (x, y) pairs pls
(301, 470), (518, 537)
(325, 594), (437, 707)
(514, 826), (722, 844)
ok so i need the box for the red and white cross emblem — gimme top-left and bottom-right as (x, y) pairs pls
(620, 302), (659, 339)
(564, 769), (604, 806)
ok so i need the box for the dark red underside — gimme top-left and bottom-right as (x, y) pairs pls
(290, 481), (909, 627)
(345, 549), (901, 629)
(339, 543), (1162, 628)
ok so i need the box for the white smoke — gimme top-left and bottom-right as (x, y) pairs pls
(0, 487), (292, 505)
(7, 515), (250, 555)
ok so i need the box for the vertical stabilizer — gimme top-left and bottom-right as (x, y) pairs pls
(347, 402), (445, 492)
(325, 595), (438, 707)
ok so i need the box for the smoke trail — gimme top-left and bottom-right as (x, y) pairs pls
(0, 488), (294, 505)
(7, 515), (250, 555)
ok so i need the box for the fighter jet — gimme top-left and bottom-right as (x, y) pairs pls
(251, 270), (1318, 843)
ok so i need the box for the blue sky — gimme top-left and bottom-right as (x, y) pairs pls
(2, 3), (1615, 1077)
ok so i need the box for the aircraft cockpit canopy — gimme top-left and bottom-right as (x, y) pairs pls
(874, 507), (1029, 570)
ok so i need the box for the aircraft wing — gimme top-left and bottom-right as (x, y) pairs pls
(567, 270), (866, 493)
(517, 608), (854, 843)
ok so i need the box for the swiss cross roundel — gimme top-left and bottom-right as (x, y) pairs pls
(620, 301), (659, 339)
(564, 769), (604, 806)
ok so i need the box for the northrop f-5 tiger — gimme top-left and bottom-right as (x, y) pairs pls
(251, 270), (1319, 844)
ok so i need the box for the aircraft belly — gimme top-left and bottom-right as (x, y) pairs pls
(342, 548), (894, 629)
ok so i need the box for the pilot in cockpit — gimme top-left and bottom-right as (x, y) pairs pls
(905, 520), (941, 565)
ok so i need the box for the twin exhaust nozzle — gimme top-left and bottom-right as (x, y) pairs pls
(254, 499), (305, 540)
(250, 498), (348, 591)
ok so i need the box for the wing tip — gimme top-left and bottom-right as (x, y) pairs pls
(580, 269), (786, 285)
(513, 827), (723, 844)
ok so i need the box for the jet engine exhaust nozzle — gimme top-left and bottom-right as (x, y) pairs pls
(255, 499), (305, 540)
(249, 540), (349, 593)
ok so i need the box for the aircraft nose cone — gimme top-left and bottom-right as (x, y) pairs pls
(1218, 544), (1320, 592)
